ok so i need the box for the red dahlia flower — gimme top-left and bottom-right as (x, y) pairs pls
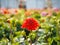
(21, 18), (40, 31)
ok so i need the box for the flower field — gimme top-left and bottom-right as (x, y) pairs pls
(0, 8), (60, 45)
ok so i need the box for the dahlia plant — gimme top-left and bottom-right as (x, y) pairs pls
(0, 9), (60, 45)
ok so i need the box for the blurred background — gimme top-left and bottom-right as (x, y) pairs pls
(0, 0), (60, 45)
(0, 0), (60, 9)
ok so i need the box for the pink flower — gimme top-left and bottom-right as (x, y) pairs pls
(53, 8), (59, 12)
(41, 12), (48, 16)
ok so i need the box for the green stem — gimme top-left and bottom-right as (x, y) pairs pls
(30, 30), (32, 45)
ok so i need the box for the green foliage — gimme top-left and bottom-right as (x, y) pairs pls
(0, 10), (60, 45)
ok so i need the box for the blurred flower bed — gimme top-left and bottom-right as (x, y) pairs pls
(0, 8), (60, 45)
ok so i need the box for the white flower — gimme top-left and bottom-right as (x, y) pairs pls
(27, 38), (30, 41)
(38, 29), (45, 33)
(20, 37), (24, 42)
(8, 42), (11, 45)
(32, 43), (35, 45)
